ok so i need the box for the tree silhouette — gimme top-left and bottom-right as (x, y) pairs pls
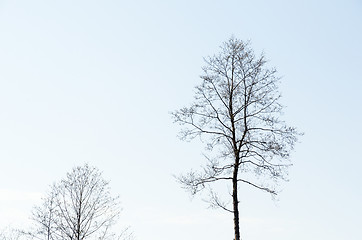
(172, 37), (300, 240)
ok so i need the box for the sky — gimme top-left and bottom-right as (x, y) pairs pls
(0, 0), (361, 239)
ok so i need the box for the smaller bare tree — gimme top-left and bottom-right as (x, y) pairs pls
(30, 164), (126, 240)
(29, 190), (57, 240)
(0, 227), (26, 240)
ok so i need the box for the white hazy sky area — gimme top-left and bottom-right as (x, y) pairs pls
(0, 0), (361, 239)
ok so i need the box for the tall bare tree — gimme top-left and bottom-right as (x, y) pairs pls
(172, 37), (300, 240)
(30, 164), (123, 240)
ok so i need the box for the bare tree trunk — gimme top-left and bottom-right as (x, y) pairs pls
(232, 162), (240, 240)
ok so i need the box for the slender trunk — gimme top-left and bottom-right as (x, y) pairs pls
(232, 160), (240, 240)
(230, 61), (240, 240)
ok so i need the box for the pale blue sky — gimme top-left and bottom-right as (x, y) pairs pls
(0, 0), (361, 239)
